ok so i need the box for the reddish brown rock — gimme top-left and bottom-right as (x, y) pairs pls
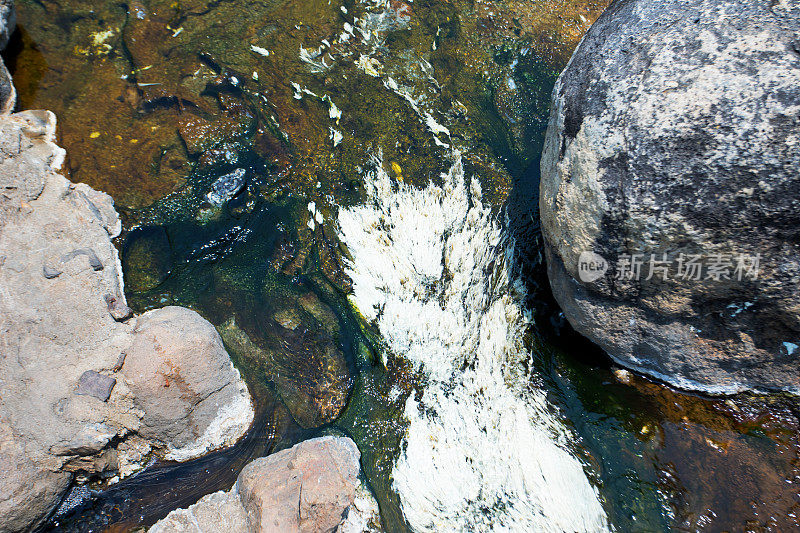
(150, 436), (368, 533)
(237, 437), (361, 533)
(122, 306), (254, 460)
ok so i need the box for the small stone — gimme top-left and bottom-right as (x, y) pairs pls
(105, 294), (133, 321)
(42, 264), (62, 279)
(205, 168), (246, 206)
(75, 371), (116, 402)
(112, 352), (127, 372)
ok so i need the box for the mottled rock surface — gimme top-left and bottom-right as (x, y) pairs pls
(123, 306), (254, 460)
(149, 490), (249, 533)
(0, 107), (253, 530)
(540, 0), (800, 393)
(150, 436), (369, 533)
(238, 436), (360, 532)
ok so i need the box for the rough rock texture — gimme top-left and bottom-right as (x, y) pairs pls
(238, 436), (360, 533)
(149, 490), (249, 533)
(123, 306), (255, 460)
(540, 0), (800, 393)
(0, 0), (14, 114)
(0, 109), (253, 530)
(0, 0), (14, 50)
(150, 437), (370, 533)
(338, 481), (384, 533)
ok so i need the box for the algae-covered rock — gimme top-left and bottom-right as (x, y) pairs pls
(122, 226), (172, 292)
(220, 295), (353, 429)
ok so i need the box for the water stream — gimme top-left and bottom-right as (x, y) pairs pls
(11, 0), (800, 530)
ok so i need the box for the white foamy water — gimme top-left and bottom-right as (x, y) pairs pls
(338, 153), (609, 532)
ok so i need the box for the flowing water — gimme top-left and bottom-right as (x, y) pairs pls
(10, 0), (800, 531)
(338, 153), (608, 531)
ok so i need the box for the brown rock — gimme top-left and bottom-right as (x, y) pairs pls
(122, 306), (254, 460)
(237, 437), (360, 533)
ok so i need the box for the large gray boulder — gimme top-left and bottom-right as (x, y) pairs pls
(0, 0), (14, 114)
(540, 0), (800, 393)
(0, 0), (14, 50)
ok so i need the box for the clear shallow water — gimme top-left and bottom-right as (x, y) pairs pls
(11, 0), (800, 531)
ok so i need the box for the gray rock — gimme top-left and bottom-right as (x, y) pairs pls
(539, 0), (800, 393)
(0, 0), (15, 51)
(75, 371), (116, 402)
(62, 247), (104, 271)
(206, 168), (246, 206)
(49, 423), (117, 457)
(42, 264), (62, 279)
(0, 419), (71, 533)
(105, 293), (133, 321)
(0, 109), (253, 531)
(0, 56), (15, 115)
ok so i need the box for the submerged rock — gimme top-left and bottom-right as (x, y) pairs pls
(206, 168), (246, 206)
(539, 0), (800, 393)
(220, 298), (353, 429)
(150, 436), (366, 533)
(122, 225), (173, 292)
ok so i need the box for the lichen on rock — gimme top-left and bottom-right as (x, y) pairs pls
(539, 0), (800, 393)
